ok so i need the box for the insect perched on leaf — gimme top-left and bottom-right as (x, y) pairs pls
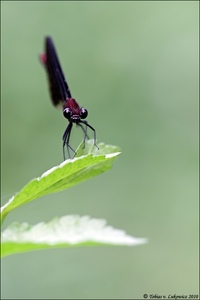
(40, 36), (98, 160)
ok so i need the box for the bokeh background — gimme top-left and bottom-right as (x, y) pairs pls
(1, 1), (199, 299)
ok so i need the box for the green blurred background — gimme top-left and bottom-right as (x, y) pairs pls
(1, 1), (198, 299)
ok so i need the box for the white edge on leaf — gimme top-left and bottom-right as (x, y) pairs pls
(105, 152), (121, 159)
(38, 151), (120, 180)
(1, 196), (15, 212)
(37, 158), (76, 180)
(2, 215), (148, 247)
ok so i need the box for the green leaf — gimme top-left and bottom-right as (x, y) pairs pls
(1, 215), (147, 257)
(1, 141), (120, 223)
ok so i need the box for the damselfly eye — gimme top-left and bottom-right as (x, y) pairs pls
(63, 108), (72, 119)
(80, 108), (88, 119)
